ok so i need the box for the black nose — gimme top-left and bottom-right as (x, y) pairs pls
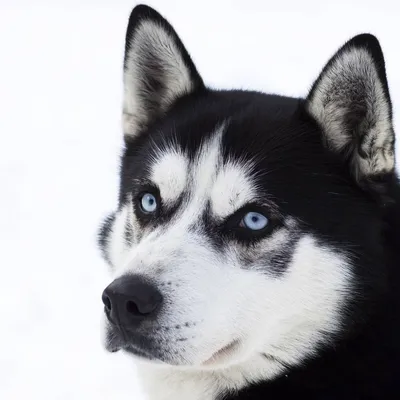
(102, 275), (163, 328)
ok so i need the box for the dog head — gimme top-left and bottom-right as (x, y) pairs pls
(98, 5), (396, 374)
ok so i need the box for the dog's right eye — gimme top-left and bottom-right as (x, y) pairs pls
(240, 212), (269, 231)
(140, 193), (158, 214)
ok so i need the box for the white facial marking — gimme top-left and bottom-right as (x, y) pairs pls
(210, 160), (257, 219)
(192, 126), (225, 198)
(150, 149), (188, 205)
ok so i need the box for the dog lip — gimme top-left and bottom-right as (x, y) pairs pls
(105, 342), (122, 353)
(106, 322), (164, 362)
(202, 340), (240, 366)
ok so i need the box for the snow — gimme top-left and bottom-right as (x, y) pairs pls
(0, 0), (399, 399)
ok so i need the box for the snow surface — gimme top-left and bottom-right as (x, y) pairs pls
(1, 0), (399, 399)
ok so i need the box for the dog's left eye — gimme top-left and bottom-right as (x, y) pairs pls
(240, 212), (269, 230)
(140, 193), (158, 213)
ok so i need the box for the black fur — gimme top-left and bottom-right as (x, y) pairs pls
(99, 5), (400, 399)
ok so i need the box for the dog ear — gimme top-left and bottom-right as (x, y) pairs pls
(306, 34), (396, 191)
(122, 5), (204, 139)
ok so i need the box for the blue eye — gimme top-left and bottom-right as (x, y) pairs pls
(242, 212), (268, 230)
(140, 193), (158, 213)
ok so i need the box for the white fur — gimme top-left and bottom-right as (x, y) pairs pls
(136, 354), (284, 400)
(210, 160), (257, 219)
(106, 205), (130, 268)
(150, 148), (188, 205)
(104, 123), (352, 400)
(123, 20), (194, 137)
(307, 46), (395, 179)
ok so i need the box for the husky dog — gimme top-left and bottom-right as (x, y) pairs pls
(98, 5), (400, 399)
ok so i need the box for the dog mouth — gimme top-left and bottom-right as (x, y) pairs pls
(202, 340), (241, 366)
(105, 319), (241, 367)
(105, 322), (164, 360)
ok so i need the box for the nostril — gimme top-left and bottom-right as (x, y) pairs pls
(102, 292), (112, 312)
(126, 299), (158, 316)
(126, 300), (141, 316)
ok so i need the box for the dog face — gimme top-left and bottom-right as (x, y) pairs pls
(98, 6), (396, 374)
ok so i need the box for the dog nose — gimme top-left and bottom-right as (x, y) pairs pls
(102, 275), (163, 327)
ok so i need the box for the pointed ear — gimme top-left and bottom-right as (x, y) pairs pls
(306, 34), (396, 190)
(122, 5), (205, 138)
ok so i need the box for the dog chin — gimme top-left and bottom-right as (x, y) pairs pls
(104, 319), (245, 370)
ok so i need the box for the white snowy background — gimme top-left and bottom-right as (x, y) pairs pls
(1, 0), (399, 399)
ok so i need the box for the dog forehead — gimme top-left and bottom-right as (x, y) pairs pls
(148, 124), (258, 218)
